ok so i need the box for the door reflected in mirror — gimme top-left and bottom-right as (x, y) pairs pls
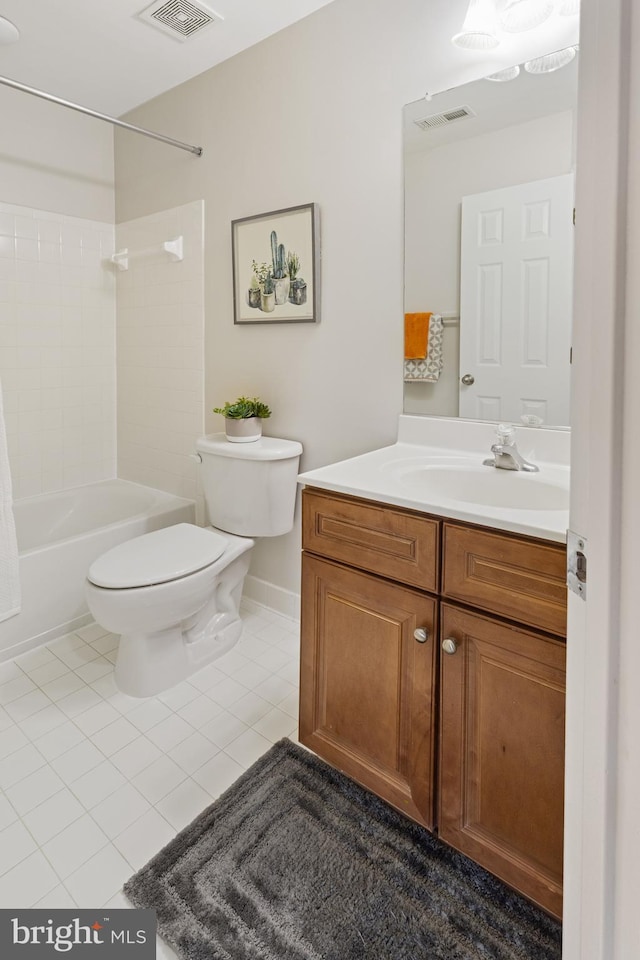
(403, 56), (578, 428)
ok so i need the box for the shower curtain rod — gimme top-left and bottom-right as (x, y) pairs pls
(0, 74), (203, 157)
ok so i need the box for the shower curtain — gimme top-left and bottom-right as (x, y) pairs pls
(0, 374), (20, 622)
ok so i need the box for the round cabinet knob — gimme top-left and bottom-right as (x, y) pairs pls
(442, 637), (458, 655)
(413, 628), (429, 644)
(461, 374), (475, 385)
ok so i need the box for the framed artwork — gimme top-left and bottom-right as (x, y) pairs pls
(231, 203), (319, 324)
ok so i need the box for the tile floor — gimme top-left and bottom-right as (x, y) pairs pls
(0, 601), (300, 959)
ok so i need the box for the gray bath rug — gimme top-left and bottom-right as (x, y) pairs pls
(124, 738), (561, 960)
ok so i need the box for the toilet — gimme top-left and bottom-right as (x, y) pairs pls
(85, 433), (302, 697)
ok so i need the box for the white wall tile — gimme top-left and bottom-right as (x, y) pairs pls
(0, 201), (116, 499)
(116, 201), (204, 501)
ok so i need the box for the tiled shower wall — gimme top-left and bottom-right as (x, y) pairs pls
(116, 201), (205, 512)
(0, 202), (116, 499)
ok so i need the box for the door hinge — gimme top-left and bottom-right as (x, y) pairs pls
(573, 206), (576, 226)
(567, 529), (587, 600)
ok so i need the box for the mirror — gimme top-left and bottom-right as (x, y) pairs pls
(403, 55), (578, 428)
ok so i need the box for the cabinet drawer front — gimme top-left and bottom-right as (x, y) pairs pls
(442, 523), (567, 636)
(302, 488), (439, 592)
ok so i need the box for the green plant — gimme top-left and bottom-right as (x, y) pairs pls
(271, 230), (287, 279)
(262, 271), (274, 295)
(251, 260), (270, 288)
(213, 396), (272, 420)
(287, 251), (300, 281)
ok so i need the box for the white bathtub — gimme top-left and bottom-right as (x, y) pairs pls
(1, 479), (195, 661)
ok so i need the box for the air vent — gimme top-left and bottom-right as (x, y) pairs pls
(413, 105), (476, 131)
(137, 0), (223, 42)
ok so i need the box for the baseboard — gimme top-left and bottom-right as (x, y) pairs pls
(0, 612), (94, 663)
(242, 575), (300, 621)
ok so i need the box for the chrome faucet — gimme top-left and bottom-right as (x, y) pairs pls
(483, 424), (539, 473)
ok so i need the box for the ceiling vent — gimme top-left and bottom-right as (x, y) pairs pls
(137, 0), (223, 42)
(413, 105), (476, 132)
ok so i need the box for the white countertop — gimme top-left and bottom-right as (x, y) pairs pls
(298, 417), (570, 544)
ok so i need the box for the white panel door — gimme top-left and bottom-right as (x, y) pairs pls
(459, 174), (574, 424)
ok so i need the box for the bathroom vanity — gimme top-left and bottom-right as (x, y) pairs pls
(297, 418), (569, 920)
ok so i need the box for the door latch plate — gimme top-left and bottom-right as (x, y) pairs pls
(567, 529), (587, 600)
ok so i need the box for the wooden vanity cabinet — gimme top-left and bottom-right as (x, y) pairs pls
(299, 490), (439, 828)
(299, 487), (567, 918)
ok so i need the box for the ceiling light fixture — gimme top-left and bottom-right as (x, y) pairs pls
(486, 64), (521, 81)
(524, 44), (577, 73)
(452, 0), (500, 50)
(558, 0), (580, 14)
(0, 15), (19, 44)
(452, 1), (581, 62)
(499, 0), (554, 33)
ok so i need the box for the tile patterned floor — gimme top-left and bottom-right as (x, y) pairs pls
(0, 601), (300, 958)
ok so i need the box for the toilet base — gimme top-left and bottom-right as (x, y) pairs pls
(111, 546), (252, 698)
(114, 615), (244, 698)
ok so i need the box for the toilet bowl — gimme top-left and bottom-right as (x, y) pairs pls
(85, 434), (302, 697)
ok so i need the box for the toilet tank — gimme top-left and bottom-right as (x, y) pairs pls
(195, 433), (303, 537)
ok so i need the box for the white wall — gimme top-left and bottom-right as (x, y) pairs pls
(113, 0), (581, 597)
(114, 0), (417, 596)
(116, 201), (205, 515)
(404, 109), (574, 418)
(0, 87), (114, 223)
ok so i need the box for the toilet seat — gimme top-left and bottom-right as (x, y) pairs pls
(87, 523), (228, 589)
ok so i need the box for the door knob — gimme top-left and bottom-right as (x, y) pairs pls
(413, 628), (429, 643)
(442, 637), (458, 655)
(461, 374), (475, 385)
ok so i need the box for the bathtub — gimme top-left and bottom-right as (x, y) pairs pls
(1, 479), (195, 661)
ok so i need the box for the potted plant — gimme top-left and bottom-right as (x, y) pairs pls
(287, 250), (300, 284)
(270, 230), (290, 305)
(248, 272), (261, 309)
(286, 250), (307, 305)
(213, 396), (272, 443)
(260, 271), (275, 313)
(251, 260), (269, 309)
(290, 277), (307, 305)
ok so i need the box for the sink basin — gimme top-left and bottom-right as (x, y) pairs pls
(298, 433), (570, 542)
(395, 464), (569, 511)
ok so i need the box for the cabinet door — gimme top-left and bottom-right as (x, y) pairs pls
(439, 603), (565, 918)
(300, 554), (437, 829)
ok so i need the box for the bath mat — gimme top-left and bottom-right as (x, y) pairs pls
(124, 738), (561, 960)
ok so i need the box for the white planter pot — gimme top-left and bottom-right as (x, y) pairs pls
(225, 417), (262, 443)
(273, 276), (290, 305)
(260, 291), (275, 313)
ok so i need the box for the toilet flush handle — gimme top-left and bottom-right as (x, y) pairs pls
(190, 453), (202, 463)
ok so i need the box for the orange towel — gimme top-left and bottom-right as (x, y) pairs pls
(404, 312), (432, 360)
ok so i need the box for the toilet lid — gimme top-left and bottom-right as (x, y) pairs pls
(87, 523), (228, 589)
